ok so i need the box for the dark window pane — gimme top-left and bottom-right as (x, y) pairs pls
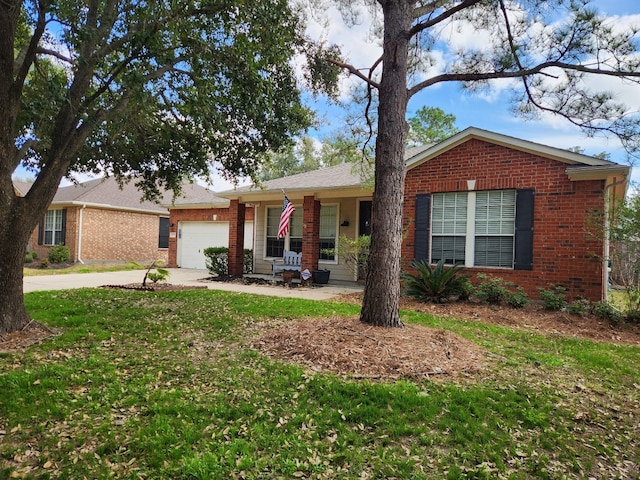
(319, 239), (335, 260)
(431, 236), (465, 265)
(158, 217), (170, 249)
(266, 238), (285, 257)
(289, 239), (302, 254)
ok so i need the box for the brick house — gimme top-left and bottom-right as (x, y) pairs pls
(218, 127), (630, 301)
(21, 177), (172, 264)
(166, 187), (254, 270)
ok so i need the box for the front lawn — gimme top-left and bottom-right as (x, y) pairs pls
(1, 289), (638, 479)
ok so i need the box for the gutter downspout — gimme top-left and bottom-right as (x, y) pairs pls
(77, 204), (86, 264)
(603, 175), (628, 301)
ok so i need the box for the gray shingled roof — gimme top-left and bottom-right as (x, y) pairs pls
(220, 146), (431, 197)
(12, 180), (33, 196)
(228, 162), (365, 194)
(13, 176), (227, 211)
(51, 177), (169, 213)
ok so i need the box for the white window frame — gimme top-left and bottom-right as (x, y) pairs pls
(319, 204), (339, 265)
(264, 205), (302, 258)
(44, 209), (64, 246)
(431, 190), (516, 268)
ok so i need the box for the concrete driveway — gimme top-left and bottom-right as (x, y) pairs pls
(23, 268), (363, 301)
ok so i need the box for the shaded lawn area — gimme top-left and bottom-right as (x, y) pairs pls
(0, 289), (638, 479)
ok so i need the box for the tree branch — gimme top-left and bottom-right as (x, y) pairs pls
(409, 0), (484, 37)
(327, 57), (381, 90)
(35, 47), (74, 65)
(407, 60), (640, 99)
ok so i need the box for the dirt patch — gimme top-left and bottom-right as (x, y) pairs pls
(0, 322), (60, 353)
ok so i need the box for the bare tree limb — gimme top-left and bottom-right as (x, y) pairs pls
(327, 57), (381, 90)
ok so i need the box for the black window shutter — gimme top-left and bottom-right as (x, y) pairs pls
(514, 189), (534, 270)
(60, 208), (67, 245)
(37, 217), (44, 245)
(158, 217), (170, 249)
(414, 194), (431, 261)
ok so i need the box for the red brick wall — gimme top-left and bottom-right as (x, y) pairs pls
(167, 207), (255, 267)
(28, 207), (79, 263)
(80, 208), (168, 263)
(302, 196), (321, 273)
(402, 139), (606, 301)
(28, 207), (167, 264)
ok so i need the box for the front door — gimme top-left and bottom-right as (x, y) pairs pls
(359, 200), (372, 237)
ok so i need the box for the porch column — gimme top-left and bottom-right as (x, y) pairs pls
(228, 199), (245, 277)
(302, 196), (320, 274)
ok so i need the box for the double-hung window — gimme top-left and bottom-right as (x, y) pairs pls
(43, 209), (65, 246)
(474, 190), (516, 267)
(431, 192), (467, 265)
(265, 206), (302, 257)
(319, 205), (337, 261)
(430, 190), (516, 268)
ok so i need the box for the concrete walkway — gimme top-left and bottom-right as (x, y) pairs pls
(23, 268), (364, 301)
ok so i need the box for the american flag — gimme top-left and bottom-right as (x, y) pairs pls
(277, 194), (295, 239)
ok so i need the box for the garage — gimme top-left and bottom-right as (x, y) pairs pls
(177, 221), (253, 270)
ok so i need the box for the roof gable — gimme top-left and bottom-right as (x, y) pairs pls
(406, 127), (621, 170)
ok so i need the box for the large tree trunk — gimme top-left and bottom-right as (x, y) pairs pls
(0, 207), (33, 335)
(360, 0), (411, 328)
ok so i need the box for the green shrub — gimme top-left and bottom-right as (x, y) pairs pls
(24, 251), (35, 263)
(473, 274), (510, 305)
(625, 310), (640, 324)
(48, 244), (70, 263)
(538, 285), (567, 311)
(593, 301), (623, 324)
(402, 259), (469, 303)
(243, 249), (253, 274)
(506, 287), (530, 309)
(204, 247), (229, 276)
(567, 297), (591, 317)
(147, 269), (169, 283)
(203, 247), (253, 276)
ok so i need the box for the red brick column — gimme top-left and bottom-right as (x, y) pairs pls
(228, 200), (246, 277)
(302, 196), (320, 274)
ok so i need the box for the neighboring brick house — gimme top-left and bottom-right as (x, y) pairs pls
(165, 187), (254, 270)
(20, 177), (172, 264)
(218, 127), (630, 301)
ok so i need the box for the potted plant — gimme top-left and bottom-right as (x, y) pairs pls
(313, 269), (331, 284)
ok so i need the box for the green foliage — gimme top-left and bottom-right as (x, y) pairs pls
(567, 297), (591, 317)
(204, 247), (229, 277)
(141, 260), (170, 287)
(24, 251), (37, 264)
(407, 106), (459, 146)
(505, 286), (530, 309)
(9, 288), (638, 479)
(593, 301), (623, 324)
(326, 235), (370, 280)
(538, 285), (567, 311)
(47, 244), (70, 264)
(402, 259), (469, 303)
(473, 274), (528, 308)
(147, 268), (169, 284)
(203, 248), (253, 277)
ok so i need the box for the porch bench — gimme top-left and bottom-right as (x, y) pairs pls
(272, 251), (302, 277)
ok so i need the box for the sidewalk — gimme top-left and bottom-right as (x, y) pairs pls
(23, 268), (364, 301)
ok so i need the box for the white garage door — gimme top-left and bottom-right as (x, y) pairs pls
(178, 221), (253, 270)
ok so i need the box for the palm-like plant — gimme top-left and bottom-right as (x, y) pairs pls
(402, 259), (469, 303)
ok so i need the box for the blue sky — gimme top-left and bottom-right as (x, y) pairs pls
(305, 0), (640, 187)
(13, 0), (640, 190)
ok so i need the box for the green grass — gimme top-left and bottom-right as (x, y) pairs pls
(1, 289), (638, 479)
(23, 261), (145, 276)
